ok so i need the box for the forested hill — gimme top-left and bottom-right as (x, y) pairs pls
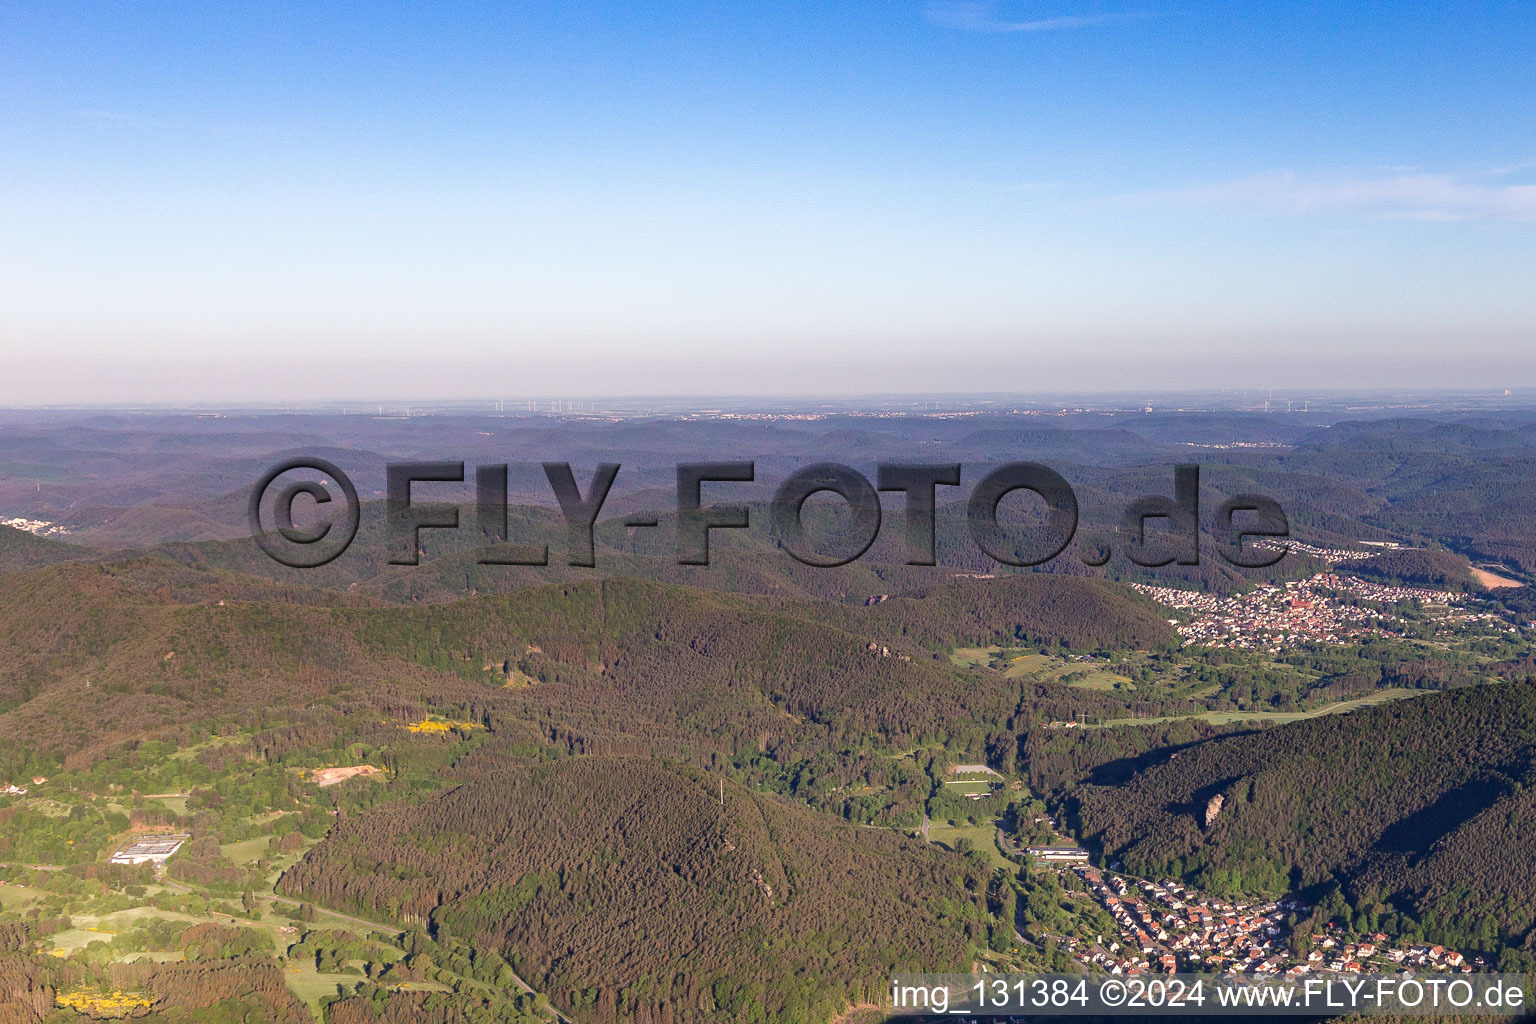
(151, 494), (1308, 605)
(0, 523), (91, 572)
(0, 557), (402, 767)
(0, 556), (1167, 775)
(850, 575), (1175, 651)
(281, 754), (991, 1024)
(0, 547), (1169, 1023)
(1349, 548), (1478, 590)
(1070, 679), (1536, 953)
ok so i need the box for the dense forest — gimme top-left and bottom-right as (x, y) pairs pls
(281, 754), (995, 1024)
(0, 557), (1172, 776)
(1349, 548), (1478, 590)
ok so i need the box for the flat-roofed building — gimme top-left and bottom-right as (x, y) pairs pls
(1026, 845), (1090, 862)
(109, 834), (190, 866)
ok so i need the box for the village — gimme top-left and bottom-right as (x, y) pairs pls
(1130, 573), (1517, 652)
(0, 515), (70, 537)
(1022, 849), (1486, 981)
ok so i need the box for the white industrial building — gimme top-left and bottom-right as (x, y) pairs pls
(109, 834), (190, 866)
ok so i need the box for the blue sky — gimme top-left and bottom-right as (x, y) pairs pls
(2, 1), (1533, 401)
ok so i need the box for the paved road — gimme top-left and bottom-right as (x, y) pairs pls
(0, 862), (65, 871)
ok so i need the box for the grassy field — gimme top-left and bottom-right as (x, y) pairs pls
(942, 779), (992, 796)
(284, 961), (446, 1014)
(153, 796), (188, 816)
(22, 798), (72, 818)
(119, 950), (188, 963)
(999, 652), (1056, 677)
(47, 926), (114, 953)
(1084, 687), (1423, 728)
(167, 735), (244, 761)
(949, 646), (998, 670)
(951, 648), (1057, 678)
(1061, 668), (1135, 691)
(220, 835), (272, 867)
(83, 906), (199, 927)
(951, 647), (1137, 689)
(927, 820), (1015, 871)
(0, 883), (47, 911)
(285, 960), (362, 1015)
(44, 907), (203, 953)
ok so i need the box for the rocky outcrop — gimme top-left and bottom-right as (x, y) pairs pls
(1204, 793), (1225, 828)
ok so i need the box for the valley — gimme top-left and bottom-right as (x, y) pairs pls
(4, 408), (1536, 1022)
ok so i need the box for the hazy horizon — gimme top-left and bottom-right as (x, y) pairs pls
(3, 384), (1533, 418)
(8, 346), (1536, 406)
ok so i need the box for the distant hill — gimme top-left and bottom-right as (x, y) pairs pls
(54, 502), (247, 548)
(1292, 418), (1536, 455)
(1281, 420), (1536, 572)
(7, 406), (1536, 575)
(154, 485), (1335, 607)
(0, 557), (409, 774)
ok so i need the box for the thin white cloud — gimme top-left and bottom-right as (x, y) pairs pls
(1160, 170), (1536, 222)
(926, 1), (1154, 33)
